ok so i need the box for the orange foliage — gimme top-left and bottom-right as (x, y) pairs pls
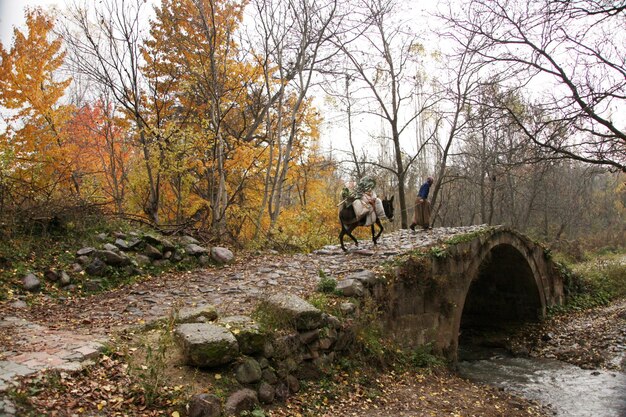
(0, 8), (75, 200)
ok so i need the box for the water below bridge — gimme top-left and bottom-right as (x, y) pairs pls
(458, 348), (626, 417)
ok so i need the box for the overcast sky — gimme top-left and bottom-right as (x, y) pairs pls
(0, 0), (61, 46)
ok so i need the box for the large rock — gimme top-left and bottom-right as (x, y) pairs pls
(103, 243), (119, 252)
(114, 239), (131, 251)
(143, 244), (163, 260)
(143, 234), (163, 246)
(218, 316), (265, 354)
(188, 393), (222, 417)
(76, 247), (95, 257)
(266, 293), (323, 330)
(210, 247), (234, 264)
(22, 273), (41, 292)
(345, 270), (378, 286)
(177, 305), (218, 323)
(175, 323), (239, 367)
(235, 357), (262, 384)
(258, 381), (275, 404)
(59, 271), (71, 286)
(85, 258), (107, 276)
(180, 235), (200, 245)
(224, 389), (258, 416)
(44, 269), (59, 282)
(94, 250), (131, 266)
(186, 244), (209, 256)
(336, 279), (364, 297)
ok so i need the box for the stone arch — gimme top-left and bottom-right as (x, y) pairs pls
(450, 229), (561, 357)
(376, 227), (564, 361)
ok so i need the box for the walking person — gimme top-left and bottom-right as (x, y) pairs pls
(410, 176), (434, 231)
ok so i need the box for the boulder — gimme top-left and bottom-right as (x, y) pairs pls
(103, 243), (119, 252)
(76, 255), (91, 266)
(285, 375), (300, 393)
(336, 279), (364, 297)
(210, 247), (234, 264)
(143, 244), (163, 260)
(59, 271), (71, 286)
(235, 357), (262, 384)
(143, 234), (163, 246)
(127, 238), (143, 250)
(186, 244), (209, 256)
(85, 258), (107, 276)
(180, 235), (200, 245)
(161, 239), (176, 252)
(135, 254), (152, 266)
(175, 323), (239, 367)
(345, 270), (378, 286)
(218, 316), (265, 354)
(266, 293), (323, 330)
(76, 247), (95, 257)
(94, 250), (131, 267)
(258, 382), (275, 404)
(261, 368), (278, 385)
(177, 305), (218, 323)
(224, 389), (258, 416)
(187, 393), (222, 417)
(44, 269), (59, 282)
(114, 239), (131, 251)
(22, 273), (40, 292)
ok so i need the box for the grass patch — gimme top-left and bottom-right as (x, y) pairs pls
(551, 251), (626, 314)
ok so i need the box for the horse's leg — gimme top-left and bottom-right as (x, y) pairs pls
(346, 224), (359, 246)
(339, 222), (347, 251)
(372, 220), (383, 244)
(340, 222), (359, 251)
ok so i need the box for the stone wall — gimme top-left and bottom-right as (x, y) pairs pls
(175, 293), (355, 417)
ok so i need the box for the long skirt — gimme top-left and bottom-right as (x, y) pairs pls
(412, 199), (431, 228)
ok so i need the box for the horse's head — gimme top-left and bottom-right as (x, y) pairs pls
(382, 195), (394, 220)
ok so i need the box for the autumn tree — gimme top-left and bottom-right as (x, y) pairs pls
(61, 0), (168, 224)
(0, 8), (74, 228)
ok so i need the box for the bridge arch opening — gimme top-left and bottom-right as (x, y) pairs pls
(459, 243), (543, 344)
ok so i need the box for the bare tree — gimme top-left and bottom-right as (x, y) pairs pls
(442, 0), (626, 172)
(333, 0), (439, 228)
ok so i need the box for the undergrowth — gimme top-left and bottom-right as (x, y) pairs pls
(551, 250), (626, 314)
(0, 216), (204, 301)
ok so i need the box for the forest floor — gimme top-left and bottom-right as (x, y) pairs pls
(0, 227), (623, 416)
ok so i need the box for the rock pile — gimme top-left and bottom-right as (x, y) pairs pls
(176, 292), (357, 416)
(20, 231), (234, 293)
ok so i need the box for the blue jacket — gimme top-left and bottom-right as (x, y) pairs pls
(418, 181), (431, 199)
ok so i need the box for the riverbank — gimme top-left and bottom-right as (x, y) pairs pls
(507, 298), (626, 371)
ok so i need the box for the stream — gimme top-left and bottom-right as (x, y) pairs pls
(457, 348), (626, 417)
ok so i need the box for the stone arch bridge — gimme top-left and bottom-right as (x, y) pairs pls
(367, 225), (564, 360)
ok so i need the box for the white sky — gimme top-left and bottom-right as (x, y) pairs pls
(0, 0), (62, 46)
